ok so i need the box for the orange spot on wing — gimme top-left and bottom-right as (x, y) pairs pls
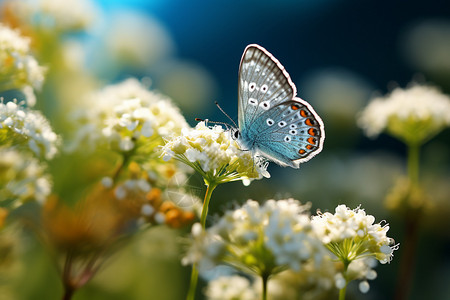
(305, 118), (314, 126)
(298, 149), (306, 155)
(291, 104), (300, 110)
(300, 110), (308, 117)
(308, 128), (317, 136)
(306, 144), (314, 150)
(307, 137), (316, 145)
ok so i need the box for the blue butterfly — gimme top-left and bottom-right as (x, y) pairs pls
(231, 44), (325, 168)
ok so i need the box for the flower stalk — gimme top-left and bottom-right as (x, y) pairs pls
(186, 180), (218, 300)
(394, 142), (422, 300)
(338, 262), (349, 300)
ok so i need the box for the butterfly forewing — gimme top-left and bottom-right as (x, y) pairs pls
(238, 44), (296, 131)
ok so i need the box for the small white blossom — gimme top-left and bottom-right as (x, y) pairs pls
(205, 276), (259, 300)
(334, 273), (346, 289)
(0, 23), (45, 104)
(0, 147), (51, 205)
(0, 101), (59, 159)
(312, 204), (398, 264)
(162, 121), (270, 185)
(359, 280), (370, 293)
(358, 84), (450, 144)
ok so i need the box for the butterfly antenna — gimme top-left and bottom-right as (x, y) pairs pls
(195, 118), (232, 130)
(215, 101), (238, 128)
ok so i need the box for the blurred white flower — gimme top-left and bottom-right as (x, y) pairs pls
(91, 10), (173, 77)
(68, 78), (189, 153)
(205, 276), (259, 300)
(0, 147), (51, 205)
(162, 121), (269, 185)
(182, 222), (226, 271)
(6, 0), (98, 32)
(312, 205), (398, 264)
(0, 101), (59, 159)
(266, 256), (338, 300)
(183, 199), (325, 276)
(358, 84), (450, 144)
(0, 23), (45, 105)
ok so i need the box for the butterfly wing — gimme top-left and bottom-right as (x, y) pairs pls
(250, 97), (325, 168)
(237, 44), (325, 168)
(238, 44), (296, 132)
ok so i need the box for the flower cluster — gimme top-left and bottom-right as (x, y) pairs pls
(358, 84), (450, 144)
(312, 204), (397, 263)
(312, 205), (398, 293)
(183, 199), (325, 276)
(0, 147), (51, 205)
(68, 78), (189, 154)
(162, 121), (270, 185)
(0, 101), (59, 159)
(0, 23), (45, 104)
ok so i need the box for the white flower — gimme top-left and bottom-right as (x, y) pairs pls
(205, 276), (259, 300)
(0, 23), (45, 104)
(0, 147), (51, 205)
(266, 256), (338, 300)
(0, 101), (59, 159)
(184, 199), (325, 276)
(359, 280), (370, 293)
(311, 205), (398, 264)
(358, 84), (450, 144)
(68, 78), (188, 153)
(162, 121), (270, 185)
(182, 223), (226, 271)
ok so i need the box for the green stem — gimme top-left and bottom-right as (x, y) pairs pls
(186, 265), (199, 300)
(394, 142), (422, 300)
(186, 181), (218, 300)
(407, 143), (420, 184)
(62, 251), (76, 300)
(261, 274), (269, 300)
(200, 182), (217, 228)
(338, 262), (349, 300)
(338, 285), (347, 300)
(112, 152), (132, 184)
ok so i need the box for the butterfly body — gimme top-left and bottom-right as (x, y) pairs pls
(236, 44), (325, 168)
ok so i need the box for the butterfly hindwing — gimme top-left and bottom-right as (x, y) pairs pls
(236, 44), (325, 168)
(248, 98), (325, 168)
(238, 44), (296, 131)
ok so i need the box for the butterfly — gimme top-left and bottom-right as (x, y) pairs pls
(231, 44), (325, 168)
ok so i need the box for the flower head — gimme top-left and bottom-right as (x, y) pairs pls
(183, 199), (325, 276)
(0, 23), (45, 104)
(68, 78), (188, 154)
(162, 121), (270, 185)
(312, 204), (398, 264)
(0, 147), (51, 205)
(312, 205), (398, 294)
(0, 101), (59, 159)
(358, 84), (450, 144)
